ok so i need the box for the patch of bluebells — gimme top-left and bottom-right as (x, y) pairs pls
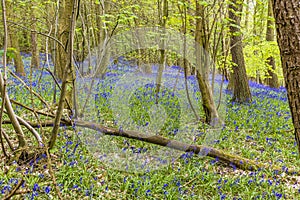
(6, 54), (55, 107)
(2, 54), (297, 199)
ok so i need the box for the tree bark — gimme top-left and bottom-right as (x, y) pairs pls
(228, 0), (252, 103)
(54, 0), (76, 110)
(6, 1), (25, 76)
(266, 0), (279, 88)
(195, 0), (220, 125)
(156, 0), (168, 103)
(195, 0), (209, 82)
(30, 2), (40, 69)
(0, 0), (26, 149)
(49, 0), (78, 149)
(273, 0), (300, 154)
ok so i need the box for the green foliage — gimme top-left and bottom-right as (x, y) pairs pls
(244, 41), (282, 79)
(0, 48), (17, 59)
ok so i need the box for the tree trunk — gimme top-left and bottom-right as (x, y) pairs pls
(273, 0), (300, 154)
(156, 0), (168, 103)
(9, 33), (25, 76)
(195, 0), (220, 125)
(228, 0), (252, 103)
(244, 0), (250, 32)
(195, 0), (209, 82)
(55, 0), (76, 110)
(265, 0), (279, 88)
(0, 0), (27, 149)
(30, 2), (40, 69)
(6, 1), (25, 76)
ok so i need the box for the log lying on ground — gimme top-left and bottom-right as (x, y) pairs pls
(10, 118), (296, 175)
(74, 120), (296, 174)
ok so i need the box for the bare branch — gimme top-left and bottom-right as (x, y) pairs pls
(8, 69), (50, 110)
(2, 179), (25, 200)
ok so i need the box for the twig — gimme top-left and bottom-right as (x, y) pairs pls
(8, 69), (50, 110)
(7, 20), (65, 49)
(0, 129), (9, 158)
(10, 98), (56, 118)
(14, 114), (43, 146)
(2, 110), (43, 146)
(46, 147), (63, 200)
(2, 179), (25, 200)
(2, 129), (14, 151)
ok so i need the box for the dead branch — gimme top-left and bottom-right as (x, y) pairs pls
(2, 179), (25, 200)
(2, 129), (14, 151)
(8, 69), (50, 110)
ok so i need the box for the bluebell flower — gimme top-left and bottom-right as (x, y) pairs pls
(44, 186), (51, 194)
(146, 189), (151, 196)
(33, 183), (39, 191)
(267, 180), (272, 185)
(220, 194), (226, 200)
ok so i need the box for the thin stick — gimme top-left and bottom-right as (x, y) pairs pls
(2, 129), (14, 151)
(46, 147), (63, 200)
(10, 98), (56, 118)
(14, 115), (43, 146)
(2, 179), (25, 200)
(0, 129), (8, 158)
(2, 110), (43, 146)
(8, 69), (50, 110)
(0, 0), (8, 158)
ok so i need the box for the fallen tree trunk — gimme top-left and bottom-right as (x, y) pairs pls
(6, 117), (297, 175)
(74, 120), (296, 174)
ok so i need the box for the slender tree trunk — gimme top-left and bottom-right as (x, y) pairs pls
(6, 1), (25, 76)
(195, 0), (209, 82)
(228, 0), (252, 103)
(55, 0), (76, 110)
(265, 0), (279, 88)
(49, 0), (78, 149)
(156, 0), (168, 103)
(1, 0), (27, 149)
(195, 0), (220, 125)
(30, 2), (40, 69)
(9, 34), (25, 76)
(95, 0), (110, 79)
(244, 0), (250, 32)
(273, 0), (300, 154)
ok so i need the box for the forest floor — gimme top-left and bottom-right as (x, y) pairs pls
(1, 54), (300, 199)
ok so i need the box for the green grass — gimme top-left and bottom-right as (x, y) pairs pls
(0, 63), (300, 199)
